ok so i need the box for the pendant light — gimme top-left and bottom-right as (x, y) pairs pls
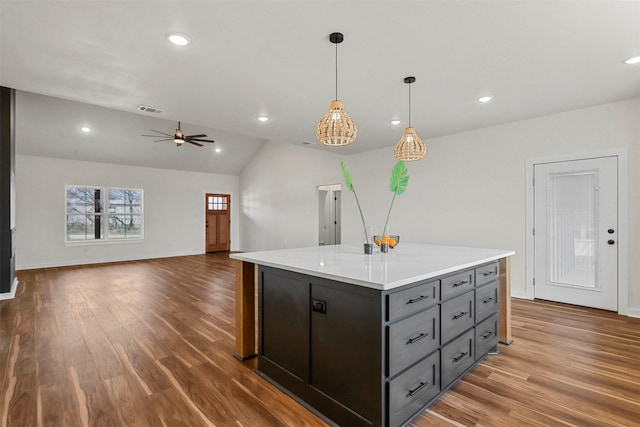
(316, 32), (358, 146)
(394, 76), (426, 161)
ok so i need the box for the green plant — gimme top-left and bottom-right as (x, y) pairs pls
(383, 160), (409, 237)
(340, 159), (370, 244)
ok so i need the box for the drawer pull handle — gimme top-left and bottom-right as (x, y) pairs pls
(407, 332), (429, 344)
(407, 295), (428, 304)
(481, 331), (493, 339)
(482, 271), (495, 277)
(482, 297), (494, 304)
(452, 280), (469, 288)
(452, 311), (468, 320)
(407, 381), (428, 397)
(452, 352), (468, 363)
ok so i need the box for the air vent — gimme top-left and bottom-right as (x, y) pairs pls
(137, 105), (162, 114)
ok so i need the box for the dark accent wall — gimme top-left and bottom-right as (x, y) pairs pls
(0, 86), (16, 294)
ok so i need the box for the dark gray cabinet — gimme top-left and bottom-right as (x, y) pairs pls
(257, 261), (500, 427)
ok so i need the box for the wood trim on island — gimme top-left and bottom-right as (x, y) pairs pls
(498, 257), (513, 345)
(234, 260), (257, 360)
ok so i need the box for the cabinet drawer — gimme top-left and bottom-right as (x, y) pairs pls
(441, 329), (475, 386)
(387, 280), (439, 322)
(475, 280), (498, 323)
(476, 262), (499, 287)
(475, 313), (499, 360)
(440, 291), (474, 344)
(387, 351), (440, 427)
(441, 269), (474, 300)
(388, 305), (439, 377)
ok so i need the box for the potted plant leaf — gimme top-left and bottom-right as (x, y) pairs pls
(380, 160), (409, 252)
(340, 159), (373, 254)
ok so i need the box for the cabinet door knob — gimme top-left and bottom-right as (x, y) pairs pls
(608, 239), (615, 245)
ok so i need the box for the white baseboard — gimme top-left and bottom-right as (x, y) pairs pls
(627, 308), (640, 318)
(0, 277), (19, 300)
(510, 290), (531, 300)
(16, 250), (202, 270)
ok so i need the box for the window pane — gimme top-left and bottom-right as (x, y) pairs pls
(548, 171), (598, 289)
(66, 214), (98, 240)
(109, 189), (142, 215)
(67, 187), (101, 214)
(108, 215), (142, 239)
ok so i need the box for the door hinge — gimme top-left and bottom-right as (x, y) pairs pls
(533, 228), (535, 236)
(533, 278), (535, 287)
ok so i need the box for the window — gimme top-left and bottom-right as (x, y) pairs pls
(207, 195), (229, 212)
(66, 186), (143, 242)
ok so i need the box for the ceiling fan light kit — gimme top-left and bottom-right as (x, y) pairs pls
(394, 76), (426, 161)
(316, 32), (358, 146)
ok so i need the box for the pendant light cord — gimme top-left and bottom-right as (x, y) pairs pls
(408, 82), (412, 127)
(335, 42), (338, 100)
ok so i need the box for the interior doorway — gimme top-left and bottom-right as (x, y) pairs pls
(318, 184), (341, 245)
(530, 155), (627, 311)
(206, 193), (231, 252)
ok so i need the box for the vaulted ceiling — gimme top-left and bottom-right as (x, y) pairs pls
(2, 1), (639, 174)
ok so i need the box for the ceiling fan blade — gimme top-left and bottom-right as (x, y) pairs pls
(153, 138), (173, 142)
(147, 129), (173, 137)
(188, 138), (215, 143)
(187, 141), (204, 147)
(185, 134), (207, 138)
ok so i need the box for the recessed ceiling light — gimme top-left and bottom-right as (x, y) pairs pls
(624, 55), (640, 64)
(81, 126), (91, 133)
(215, 148), (221, 153)
(167, 33), (190, 46)
(390, 119), (401, 126)
(478, 96), (493, 103)
(257, 116), (269, 122)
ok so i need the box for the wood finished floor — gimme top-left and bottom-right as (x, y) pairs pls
(1, 253), (639, 427)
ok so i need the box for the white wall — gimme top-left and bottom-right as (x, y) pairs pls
(238, 142), (342, 252)
(240, 98), (640, 313)
(16, 155), (240, 268)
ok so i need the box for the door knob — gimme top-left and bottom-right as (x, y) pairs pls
(608, 229), (615, 234)
(607, 239), (615, 245)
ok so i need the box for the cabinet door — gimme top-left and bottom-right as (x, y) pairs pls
(440, 291), (475, 344)
(310, 281), (381, 423)
(260, 268), (309, 381)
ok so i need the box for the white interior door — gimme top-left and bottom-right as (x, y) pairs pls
(534, 156), (618, 311)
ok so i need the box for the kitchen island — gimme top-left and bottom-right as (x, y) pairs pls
(231, 243), (515, 427)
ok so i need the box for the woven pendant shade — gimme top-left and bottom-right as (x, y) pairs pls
(394, 76), (426, 161)
(316, 100), (358, 146)
(394, 127), (426, 161)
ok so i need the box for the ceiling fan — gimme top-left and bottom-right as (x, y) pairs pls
(142, 122), (215, 147)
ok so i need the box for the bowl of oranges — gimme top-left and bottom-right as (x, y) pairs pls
(373, 235), (399, 249)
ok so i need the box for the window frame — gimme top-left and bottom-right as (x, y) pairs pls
(65, 185), (144, 244)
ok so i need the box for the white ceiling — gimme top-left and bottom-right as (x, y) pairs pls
(1, 1), (639, 175)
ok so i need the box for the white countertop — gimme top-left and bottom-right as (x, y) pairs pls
(230, 243), (515, 290)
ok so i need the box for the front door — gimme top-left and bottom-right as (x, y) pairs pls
(206, 193), (230, 252)
(533, 156), (618, 311)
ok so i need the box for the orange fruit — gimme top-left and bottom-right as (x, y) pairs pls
(375, 238), (381, 246)
(389, 238), (397, 247)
